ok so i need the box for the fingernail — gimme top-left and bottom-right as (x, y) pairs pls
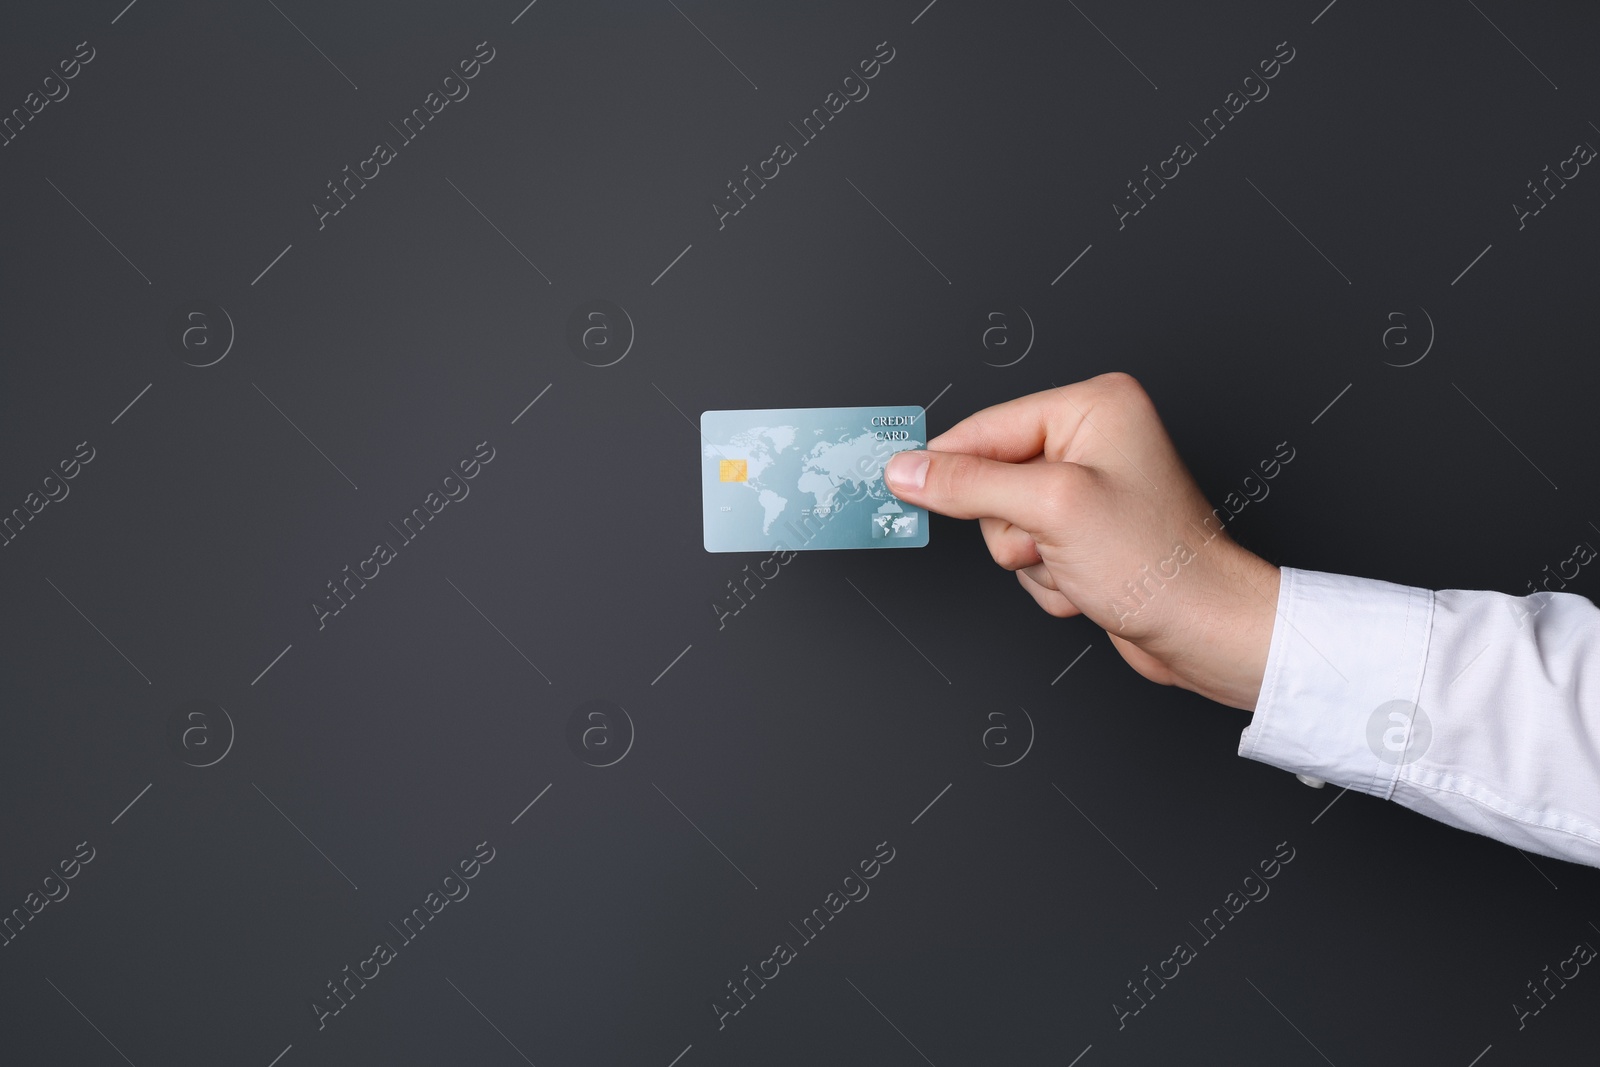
(885, 450), (929, 491)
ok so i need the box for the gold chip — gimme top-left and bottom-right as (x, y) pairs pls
(719, 459), (748, 482)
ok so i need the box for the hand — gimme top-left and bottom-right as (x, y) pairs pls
(884, 373), (1281, 711)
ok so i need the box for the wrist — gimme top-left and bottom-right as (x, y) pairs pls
(1178, 547), (1281, 711)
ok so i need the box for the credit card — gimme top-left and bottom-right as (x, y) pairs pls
(700, 405), (929, 553)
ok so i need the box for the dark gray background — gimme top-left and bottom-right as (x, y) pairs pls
(2, 0), (1598, 1064)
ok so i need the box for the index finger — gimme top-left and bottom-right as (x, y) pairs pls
(925, 379), (1103, 461)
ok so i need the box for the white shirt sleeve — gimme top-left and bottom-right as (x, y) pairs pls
(1239, 566), (1600, 868)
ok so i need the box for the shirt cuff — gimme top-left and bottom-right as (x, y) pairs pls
(1238, 566), (1435, 799)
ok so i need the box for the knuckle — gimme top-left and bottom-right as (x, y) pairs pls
(991, 540), (1032, 571)
(1098, 371), (1154, 414)
(1099, 370), (1144, 396)
(1034, 473), (1079, 520)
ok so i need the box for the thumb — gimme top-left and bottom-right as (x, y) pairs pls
(884, 449), (1089, 531)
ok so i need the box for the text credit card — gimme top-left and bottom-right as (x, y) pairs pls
(700, 405), (929, 553)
